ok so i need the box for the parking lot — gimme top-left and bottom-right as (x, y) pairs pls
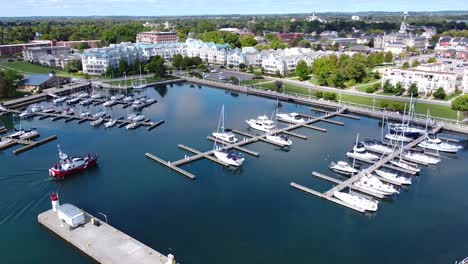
(173, 66), (253, 84)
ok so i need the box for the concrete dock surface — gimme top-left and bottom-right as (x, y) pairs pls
(38, 209), (171, 264)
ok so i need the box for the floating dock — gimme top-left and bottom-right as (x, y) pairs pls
(146, 108), (357, 179)
(0, 134), (57, 154)
(292, 126), (443, 213)
(38, 209), (171, 264)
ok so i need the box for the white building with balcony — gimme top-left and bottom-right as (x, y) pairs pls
(382, 64), (457, 95)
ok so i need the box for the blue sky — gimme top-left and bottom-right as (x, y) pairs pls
(0, 0), (467, 17)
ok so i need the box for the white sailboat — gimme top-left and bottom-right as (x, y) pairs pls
(354, 172), (399, 195)
(126, 122), (138, 130)
(212, 105), (238, 144)
(403, 151), (440, 165)
(53, 96), (67, 104)
(265, 101), (293, 146)
(333, 191), (378, 212)
(90, 117), (104, 127)
(133, 66), (147, 89)
(346, 142), (379, 161)
(110, 94), (124, 101)
(213, 146), (245, 166)
(103, 99), (116, 107)
(375, 170), (412, 185)
(361, 140), (394, 154)
(104, 110), (117, 128)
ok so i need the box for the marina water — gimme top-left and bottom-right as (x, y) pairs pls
(1, 82), (467, 263)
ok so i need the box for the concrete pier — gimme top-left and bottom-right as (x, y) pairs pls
(38, 209), (171, 264)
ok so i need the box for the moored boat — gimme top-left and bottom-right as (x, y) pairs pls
(213, 148), (245, 166)
(329, 161), (358, 176)
(246, 115), (275, 132)
(333, 191), (378, 212)
(276, 112), (305, 124)
(375, 170), (412, 185)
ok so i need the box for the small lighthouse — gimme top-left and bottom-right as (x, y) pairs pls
(50, 193), (60, 212)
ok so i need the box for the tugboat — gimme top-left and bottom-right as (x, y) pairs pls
(49, 145), (98, 179)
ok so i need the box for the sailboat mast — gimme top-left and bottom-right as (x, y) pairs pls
(351, 133), (359, 177)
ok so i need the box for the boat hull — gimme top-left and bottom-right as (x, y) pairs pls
(49, 157), (98, 179)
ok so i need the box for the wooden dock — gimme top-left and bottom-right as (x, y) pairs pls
(38, 208), (171, 264)
(146, 108), (355, 179)
(0, 134), (57, 154)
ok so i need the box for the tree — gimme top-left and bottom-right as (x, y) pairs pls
(275, 70), (282, 78)
(247, 65), (254, 73)
(451, 95), (468, 120)
(407, 83), (419, 97)
(393, 81), (404, 95)
(65, 60), (82, 73)
(172, 54), (184, 69)
(228, 64), (234, 69)
(146, 55), (166, 78)
(411, 59), (420, 68)
(383, 80), (394, 93)
(0, 70), (23, 99)
(239, 35), (258, 47)
(323, 92), (337, 101)
(433, 87), (446, 100)
(402, 62), (410, 69)
(273, 81), (283, 92)
(239, 63), (246, 71)
(229, 76), (239, 84)
(295, 60), (309, 81)
(384, 51), (393, 63)
(118, 60), (129, 76)
(427, 57), (437, 63)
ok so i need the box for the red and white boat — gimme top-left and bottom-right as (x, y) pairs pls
(49, 145), (98, 179)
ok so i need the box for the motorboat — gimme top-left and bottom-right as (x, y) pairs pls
(418, 134), (462, 153)
(80, 112), (91, 118)
(213, 148), (245, 166)
(0, 138), (13, 148)
(80, 98), (93, 106)
(90, 118), (104, 126)
(333, 191), (378, 212)
(145, 98), (156, 104)
(329, 161), (358, 176)
(103, 100), (116, 107)
(53, 96), (67, 104)
(126, 122), (138, 130)
(361, 140), (394, 155)
(42, 107), (56, 113)
(19, 128), (39, 140)
(131, 115), (145, 122)
(93, 111), (106, 118)
(213, 129), (238, 144)
(354, 174), (399, 195)
(385, 133), (413, 142)
(63, 108), (75, 115)
(30, 105), (43, 113)
(375, 170), (412, 185)
(276, 112), (305, 124)
(133, 83), (146, 89)
(66, 97), (80, 105)
(346, 144), (380, 161)
(77, 92), (89, 99)
(389, 123), (425, 138)
(127, 114), (137, 120)
(110, 94), (124, 100)
(246, 115), (275, 132)
(389, 160), (421, 173)
(6, 129), (25, 139)
(91, 93), (104, 99)
(212, 105), (238, 144)
(104, 119), (117, 128)
(403, 151), (440, 165)
(132, 101), (144, 109)
(48, 146), (98, 179)
(123, 96), (134, 103)
(265, 133), (292, 146)
(18, 110), (34, 118)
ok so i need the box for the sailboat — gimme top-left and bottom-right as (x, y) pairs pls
(390, 139), (421, 173)
(212, 127), (244, 166)
(104, 110), (117, 128)
(265, 100), (292, 146)
(212, 105), (238, 144)
(133, 66), (146, 89)
(333, 191), (379, 212)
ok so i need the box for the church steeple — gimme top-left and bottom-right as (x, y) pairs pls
(399, 11), (409, 34)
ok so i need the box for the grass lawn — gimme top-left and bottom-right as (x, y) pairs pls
(354, 82), (378, 93)
(0, 61), (70, 76)
(339, 94), (458, 119)
(443, 91), (463, 101)
(240, 79), (273, 85)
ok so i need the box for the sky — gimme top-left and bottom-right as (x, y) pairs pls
(0, 0), (467, 17)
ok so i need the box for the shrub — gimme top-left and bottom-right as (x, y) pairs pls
(365, 86), (376, 93)
(323, 92), (337, 101)
(314, 91), (323, 98)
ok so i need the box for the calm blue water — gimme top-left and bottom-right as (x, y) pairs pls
(1, 82), (467, 264)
